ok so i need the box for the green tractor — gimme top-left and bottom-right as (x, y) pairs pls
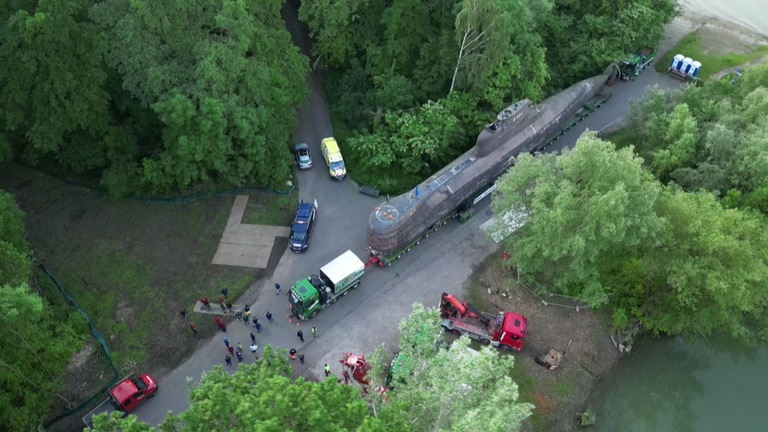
(618, 47), (657, 80)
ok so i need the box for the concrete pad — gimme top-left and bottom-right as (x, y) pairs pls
(225, 195), (249, 231)
(212, 242), (276, 268)
(212, 195), (292, 268)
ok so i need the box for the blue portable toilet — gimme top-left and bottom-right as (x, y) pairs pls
(671, 54), (685, 71)
(682, 57), (693, 75)
(691, 61), (702, 77)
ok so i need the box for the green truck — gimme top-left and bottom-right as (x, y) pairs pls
(289, 250), (365, 320)
(618, 47), (657, 80)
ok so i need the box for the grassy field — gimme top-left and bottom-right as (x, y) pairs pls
(655, 31), (768, 81)
(0, 164), (296, 430)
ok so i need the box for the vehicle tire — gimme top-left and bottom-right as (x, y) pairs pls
(386, 262), (392, 267)
(331, 297), (338, 304)
(405, 247), (411, 252)
(498, 344), (512, 352)
(480, 338), (491, 346)
(442, 220), (448, 226)
(424, 233), (430, 239)
(396, 254), (402, 260)
(148, 393), (155, 399)
(352, 281), (360, 289)
(451, 329), (461, 336)
(415, 240), (420, 245)
(342, 290), (349, 296)
(310, 311), (319, 318)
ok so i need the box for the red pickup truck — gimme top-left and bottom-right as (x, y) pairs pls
(82, 374), (157, 429)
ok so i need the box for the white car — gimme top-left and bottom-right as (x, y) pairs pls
(294, 143), (313, 169)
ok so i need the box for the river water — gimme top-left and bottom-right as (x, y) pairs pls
(680, 0), (768, 36)
(586, 336), (768, 431)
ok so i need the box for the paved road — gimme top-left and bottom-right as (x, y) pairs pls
(134, 4), (685, 426)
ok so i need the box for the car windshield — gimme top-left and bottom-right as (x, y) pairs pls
(330, 161), (345, 171)
(131, 378), (147, 391)
(292, 232), (306, 241)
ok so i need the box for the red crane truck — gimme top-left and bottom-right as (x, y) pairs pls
(439, 292), (527, 352)
(82, 374), (158, 430)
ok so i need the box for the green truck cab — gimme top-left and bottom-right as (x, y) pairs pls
(289, 250), (364, 320)
(618, 47), (657, 80)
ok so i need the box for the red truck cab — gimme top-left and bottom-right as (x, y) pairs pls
(83, 374), (157, 430)
(111, 374), (157, 412)
(494, 311), (527, 352)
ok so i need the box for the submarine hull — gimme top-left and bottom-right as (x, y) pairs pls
(367, 74), (611, 257)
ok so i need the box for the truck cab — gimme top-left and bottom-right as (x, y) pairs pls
(321, 137), (346, 180)
(82, 374), (157, 430)
(289, 250), (364, 319)
(493, 312), (527, 352)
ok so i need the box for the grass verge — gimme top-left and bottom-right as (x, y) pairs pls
(655, 32), (768, 81)
(242, 191), (298, 226)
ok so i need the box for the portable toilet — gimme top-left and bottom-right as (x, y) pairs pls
(670, 54), (685, 71)
(682, 57), (693, 75)
(691, 61), (702, 77)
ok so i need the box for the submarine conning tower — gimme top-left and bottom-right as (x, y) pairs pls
(475, 99), (532, 158)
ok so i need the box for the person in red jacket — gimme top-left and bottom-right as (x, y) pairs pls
(215, 316), (226, 332)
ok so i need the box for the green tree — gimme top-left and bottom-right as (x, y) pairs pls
(537, 0), (676, 88)
(645, 188), (768, 341)
(377, 304), (533, 431)
(0, 190), (30, 288)
(650, 103), (698, 180)
(93, 346), (395, 431)
(0, 283), (84, 431)
(347, 100), (462, 192)
(92, 0), (309, 193)
(0, 0), (110, 164)
(492, 133), (664, 303)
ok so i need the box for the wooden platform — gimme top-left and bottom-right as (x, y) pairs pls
(212, 195), (290, 268)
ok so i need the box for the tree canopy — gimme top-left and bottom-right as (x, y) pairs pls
(0, 191), (83, 431)
(0, 0), (308, 196)
(492, 66), (768, 341)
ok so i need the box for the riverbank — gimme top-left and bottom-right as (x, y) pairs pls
(475, 8), (768, 431)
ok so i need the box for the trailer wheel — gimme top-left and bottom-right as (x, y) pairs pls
(415, 240), (420, 245)
(331, 297), (338, 304)
(396, 254), (402, 260)
(451, 329), (461, 336)
(342, 290), (350, 296)
(352, 281), (360, 289)
(405, 247), (411, 252)
(424, 233), (430, 239)
(442, 220), (448, 226)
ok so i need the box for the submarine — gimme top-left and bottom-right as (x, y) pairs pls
(366, 72), (613, 266)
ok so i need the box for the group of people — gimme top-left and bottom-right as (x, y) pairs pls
(188, 285), (326, 376)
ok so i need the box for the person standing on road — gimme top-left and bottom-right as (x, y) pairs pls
(311, 326), (317, 338)
(250, 343), (258, 358)
(250, 333), (256, 344)
(324, 364), (331, 377)
(275, 283), (281, 295)
(266, 311), (273, 322)
(298, 353), (305, 364)
(236, 342), (243, 353)
(201, 297), (211, 310)
(242, 312), (250, 325)
(225, 355), (232, 366)
(226, 302), (233, 313)
(189, 323), (198, 335)
(223, 337), (230, 347)
(216, 317), (227, 332)
(253, 319), (262, 333)
(289, 348), (297, 360)
(297, 329), (304, 343)
(227, 345), (235, 355)
(236, 351), (243, 363)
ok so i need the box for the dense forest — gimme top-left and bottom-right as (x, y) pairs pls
(0, 0), (308, 196)
(302, 0), (676, 192)
(493, 64), (768, 343)
(0, 0), (676, 196)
